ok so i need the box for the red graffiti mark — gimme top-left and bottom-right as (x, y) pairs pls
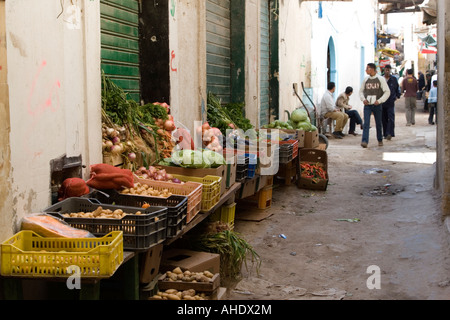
(171, 50), (177, 72)
(27, 60), (61, 117)
(24, 60), (62, 158)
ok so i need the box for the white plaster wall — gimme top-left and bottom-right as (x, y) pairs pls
(277, 0), (377, 122)
(278, 0), (312, 122)
(245, 0), (260, 127)
(5, 0), (101, 231)
(169, 0), (206, 135)
(386, 12), (421, 76)
(308, 0), (377, 116)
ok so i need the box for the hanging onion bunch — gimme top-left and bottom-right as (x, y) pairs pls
(102, 123), (138, 163)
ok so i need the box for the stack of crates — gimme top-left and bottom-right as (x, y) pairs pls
(236, 155), (249, 182)
(279, 140), (298, 164)
(210, 202), (236, 230)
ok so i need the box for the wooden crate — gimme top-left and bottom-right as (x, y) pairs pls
(157, 273), (220, 292)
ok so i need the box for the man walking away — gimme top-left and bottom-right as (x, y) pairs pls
(359, 63), (390, 148)
(428, 80), (438, 125)
(336, 86), (363, 136)
(321, 82), (348, 139)
(401, 69), (419, 126)
(381, 64), (401, 141)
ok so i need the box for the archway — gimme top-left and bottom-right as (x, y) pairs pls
(327, 37), (337, 86)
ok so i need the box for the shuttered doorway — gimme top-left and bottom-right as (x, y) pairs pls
(206, 0), (231, 104)
(260, 0), (270, 126)
(100, 0), (141, 102)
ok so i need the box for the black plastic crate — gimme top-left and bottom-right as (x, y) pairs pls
(236, 168), (248, 182)
(236, 155), (250, 172)
(44, 197), (168, 250)
(84, 190), (188, 239)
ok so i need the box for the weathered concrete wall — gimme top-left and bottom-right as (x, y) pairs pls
(169, 0), (206, 134)
(278, 0), (312, 121)
(3, 0), (102, 234)
(0, 0), (14, 240)
(436, 0), (450, 217)
(244, 0), (260, 127)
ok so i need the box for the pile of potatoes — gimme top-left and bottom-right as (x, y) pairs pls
(121, 182), (173, 198)
(151, 289), (207, 301)
(61, 206), (143, 219)
(164, 267), (215, 283)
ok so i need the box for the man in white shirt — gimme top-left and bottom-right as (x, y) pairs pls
(320, 82), (348, 139)
(359, 63), (391, 148)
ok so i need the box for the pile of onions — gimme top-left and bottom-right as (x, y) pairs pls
(135, 166), (183, 184)
(154, 114), (176, 133)
(197, 122), (223, 153)
(102, 125), (137, 161)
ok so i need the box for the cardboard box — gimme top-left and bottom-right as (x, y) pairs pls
(158, 273), (220, 292)
(298, 148), (328, 191)
(140, 244), (164, 284)
(103, 152), (124, 167)
(303, 131), (319, 149)
(161, 249), (220, 275)
(237, 176), (258, 199)
(159, 164), (227, 196)
(256, 174), (274, 192)
(225, 155), (237, 190)
(211, 287), (227, 300)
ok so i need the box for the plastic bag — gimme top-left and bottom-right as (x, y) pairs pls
(21, 213), (95, 238)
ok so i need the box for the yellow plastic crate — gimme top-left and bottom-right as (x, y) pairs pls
(172, 174), (222, 212)
(210, 202), (236, 230)
(1, 231), (124, 279)
(258, 186), (273, 210)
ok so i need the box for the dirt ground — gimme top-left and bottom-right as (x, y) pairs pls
(225, 98), (450, 300)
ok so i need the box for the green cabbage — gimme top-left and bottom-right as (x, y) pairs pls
(171, 150), (225, 168)
(291, 109), (309, 123)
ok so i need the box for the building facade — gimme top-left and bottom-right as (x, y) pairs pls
(0, 0), (378, 238)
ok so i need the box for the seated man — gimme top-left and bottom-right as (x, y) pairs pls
(336, 86), (363, 136)
(320, 82), (348, 139)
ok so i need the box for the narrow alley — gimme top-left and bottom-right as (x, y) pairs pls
(229, 97), (450, 300)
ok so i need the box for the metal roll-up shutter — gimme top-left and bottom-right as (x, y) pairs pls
(100, 0), (140, 102)
(260, 0), (270, 126)
(206, 0), (231, 104)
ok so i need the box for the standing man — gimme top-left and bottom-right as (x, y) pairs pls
(418, 71), (426, 100)
(428, 80), (438, 125)
(359, 63), (390, 148)
(321, 82), (349, 139)
(401, 69), (419, 126)
(381, 64), (401, 141)
(336, 86), (363, 136)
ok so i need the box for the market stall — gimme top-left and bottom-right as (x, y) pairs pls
(0, 79), (329, 300)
